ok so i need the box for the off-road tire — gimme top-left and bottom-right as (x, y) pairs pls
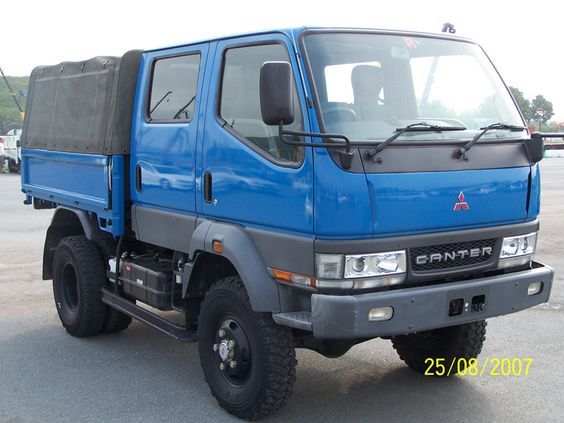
(391, 320), (487, 376)
(198, 276), (296, 420)
(102, 307), (132, 333)
(52, 236), (107, 337)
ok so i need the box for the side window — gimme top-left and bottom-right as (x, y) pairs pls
(220, 43), (303, 163)
(148, 54), (201, 122)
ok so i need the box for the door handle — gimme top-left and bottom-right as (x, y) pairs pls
(204, 171), (212, 204)
(135, 165), (142, 192)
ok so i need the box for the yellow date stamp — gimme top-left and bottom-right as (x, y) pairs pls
(424, 357), (533, 377)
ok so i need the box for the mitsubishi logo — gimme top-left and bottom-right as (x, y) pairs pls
(453, 191), (469, 211)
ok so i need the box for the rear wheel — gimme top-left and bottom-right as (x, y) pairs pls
(198, 276), (296, 420)
(391, 320), (487, 376)
(102, 307), (132, 333)
(52, 236), (107, 337)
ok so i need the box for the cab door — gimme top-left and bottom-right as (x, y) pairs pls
(197, 34), (314, 236)
(131, 44), (209, 215)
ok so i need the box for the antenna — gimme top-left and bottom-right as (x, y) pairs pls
(442, 23), (456, 34)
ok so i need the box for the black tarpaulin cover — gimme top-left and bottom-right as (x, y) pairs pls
(22, 50), (142, 155)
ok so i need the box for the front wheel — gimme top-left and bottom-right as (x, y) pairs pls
(198, 276), (296, 420)
(391, 320), (487, 376)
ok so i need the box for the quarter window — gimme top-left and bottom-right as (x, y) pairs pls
(220, 43), (303, 163)
(148, 54), (201, 122)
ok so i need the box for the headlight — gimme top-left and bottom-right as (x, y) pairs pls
(500, 233), (536, 258)
(344, 251), (406, 278)
(315, 254), (343, 279)
(316, 251), (407, 289)
(498, 232), (537, 269)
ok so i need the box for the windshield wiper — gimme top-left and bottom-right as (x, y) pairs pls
(149, 91), (172, 116)
(276, 121), (465, 170)
(365, 122), (467, 160)
(455, 122), (526, 160)
(173, 95), (196, 120)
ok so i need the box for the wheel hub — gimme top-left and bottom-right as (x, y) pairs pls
(218, 340), (231, 361)
(212, 318), (251, 385)
(61, 263), (79, 311)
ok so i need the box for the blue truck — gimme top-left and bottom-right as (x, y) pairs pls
(20, 27), (553, 419)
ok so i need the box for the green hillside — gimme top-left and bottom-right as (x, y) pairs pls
(0, 75), (29, 134)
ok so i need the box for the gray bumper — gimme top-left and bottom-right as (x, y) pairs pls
(310, 262), (553, 339)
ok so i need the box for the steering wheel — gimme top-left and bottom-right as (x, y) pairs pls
(323, 106), (357, 123)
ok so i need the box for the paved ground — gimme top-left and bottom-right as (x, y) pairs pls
(0, 162), (562, 423)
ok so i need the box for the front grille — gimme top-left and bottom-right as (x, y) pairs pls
(410, 238), (497, 272)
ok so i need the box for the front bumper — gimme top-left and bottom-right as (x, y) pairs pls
(309, 262), (553, 339)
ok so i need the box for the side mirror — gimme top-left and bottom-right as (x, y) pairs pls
(260, 61), (294, 126)
(527, 133), (546, 163)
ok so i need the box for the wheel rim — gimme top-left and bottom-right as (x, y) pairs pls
(61, 262), (79, 311)
(212, 316), (251, 386)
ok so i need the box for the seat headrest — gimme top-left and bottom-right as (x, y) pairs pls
(351, 65), (384, 96)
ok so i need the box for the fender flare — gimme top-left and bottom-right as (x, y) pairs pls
(42, 206), (110, 279)
(187, 220), (280, 313)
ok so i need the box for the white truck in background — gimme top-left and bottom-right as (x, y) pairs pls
(2, 128), (21, 172)
(0, 137), (4, 170)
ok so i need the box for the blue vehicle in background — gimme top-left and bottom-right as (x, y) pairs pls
(20, 27), (553, 419)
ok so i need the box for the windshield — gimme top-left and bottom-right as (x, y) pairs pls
(302, 32), (525, 142)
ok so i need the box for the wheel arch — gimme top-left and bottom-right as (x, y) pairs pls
(185, 220), (280, 313)
(43, 207), (111, 280)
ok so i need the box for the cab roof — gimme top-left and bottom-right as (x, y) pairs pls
(145, 26), (477, 53)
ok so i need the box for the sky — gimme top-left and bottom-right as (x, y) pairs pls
(2, 0), (563, 120)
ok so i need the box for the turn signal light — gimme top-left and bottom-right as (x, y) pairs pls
(272, 268), (316, 288)
(212, 240), (224, 254)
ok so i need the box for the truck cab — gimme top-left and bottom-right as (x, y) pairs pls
(4, 128), (21, 172)
(20, 27), (553, 420)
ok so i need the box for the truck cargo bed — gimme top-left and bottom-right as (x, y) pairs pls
(21, 148), (125, 236)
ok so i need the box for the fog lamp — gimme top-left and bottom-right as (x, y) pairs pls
(527, 281), (542, 296)
(368, 306), (394, 321)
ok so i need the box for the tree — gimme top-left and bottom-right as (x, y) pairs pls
(509, 86), (532, 123)
(531, 94), (554, 130)
(424, 99), (457, 117)
(0, 75), (28, 134)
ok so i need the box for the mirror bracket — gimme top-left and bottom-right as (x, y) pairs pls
(277, 122), (355, 170)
